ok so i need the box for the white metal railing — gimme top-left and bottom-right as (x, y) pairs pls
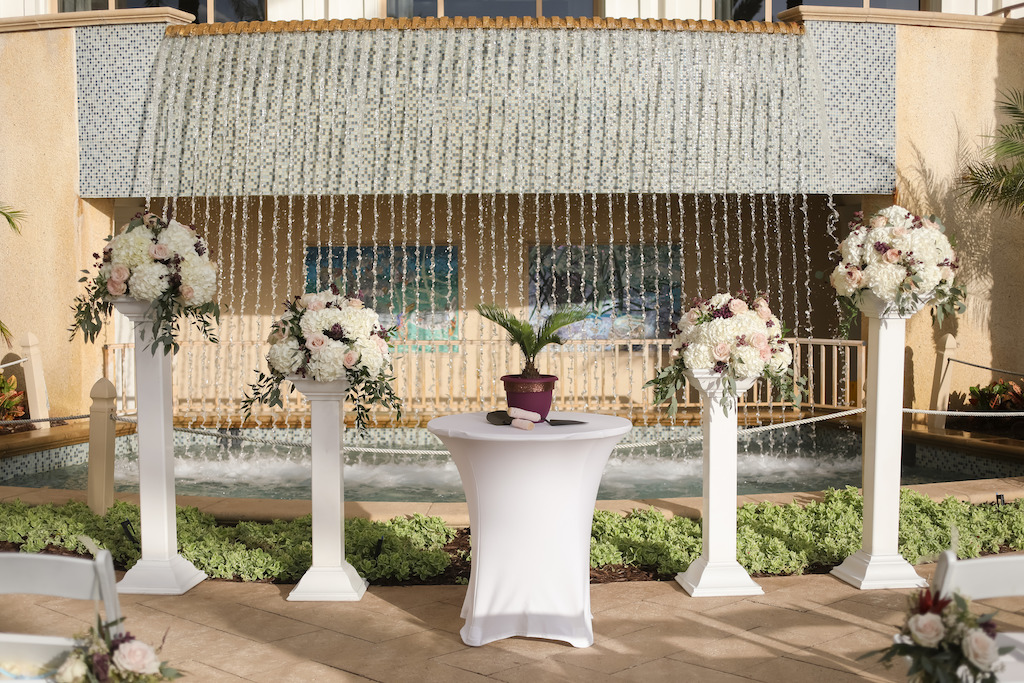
(102, 336), (865, 425)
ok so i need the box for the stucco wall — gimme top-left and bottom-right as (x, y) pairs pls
(0, 29), (113, 418)
(897, 24), (1024, 412)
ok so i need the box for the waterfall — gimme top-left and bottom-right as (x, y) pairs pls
(139, 22), (835, 428)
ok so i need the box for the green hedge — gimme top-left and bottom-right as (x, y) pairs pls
(0, 487), (1021, 584)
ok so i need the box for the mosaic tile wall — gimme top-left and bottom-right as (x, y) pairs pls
(916, 445), (1024, 480)
(75, 21), (895, 198)
(804, 21), (897, 195)
(0, 436), (134, 482)
(76, 22), (166, 199)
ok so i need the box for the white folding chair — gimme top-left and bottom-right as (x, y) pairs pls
(0, 549), (123, 674)
(933, 549), (1024, 682)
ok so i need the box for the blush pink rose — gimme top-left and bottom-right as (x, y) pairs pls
(347, 298), (365, 309)
(686, 308), (700, 325)
(712, 342), (731, 362)
(343, 348), (360, 368)
(305, 333), (328, 352)
(178, 284), (195, 301)
(753, 299), (772, 320)
(750, 332), (769, 350)
(846, 268), (864, 287)
(375, 336), (388, 353)
(107, 278), (128, 296)
(111, 639), (161, 675)
(109, 264), (131, 282)
(760, 347), (773, 361)
(142, 213), (159, 228)
(921, 217), (940, 230)
(884, 248), (901, 264)
(907, 613), (945, 648)
(869, 215), (888, 229)
(892, 225), (908, 237)
(267, 330), (286, 345)
(307, 299), (326, 312)
(729, 299), (748, 315)
(149, 243), (172, 261)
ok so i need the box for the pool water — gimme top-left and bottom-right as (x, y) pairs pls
(2, 424), (965, 502)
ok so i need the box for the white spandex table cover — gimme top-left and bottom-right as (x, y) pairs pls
(428, 411), (632, 648)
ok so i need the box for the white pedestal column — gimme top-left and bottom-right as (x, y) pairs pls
(287, 376), (367, 601)
(831, 295), (927, 590)
(676, 370), (763, 597)
(112, 299), (206, 595)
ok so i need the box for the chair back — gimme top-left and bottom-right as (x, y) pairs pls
(933, 549), (1024, 601)
(0, 550), (123, 670)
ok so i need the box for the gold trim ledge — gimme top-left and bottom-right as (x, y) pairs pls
(0, 8), (194, 34)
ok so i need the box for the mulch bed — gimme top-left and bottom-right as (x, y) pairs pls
(1, 529), (670, 585)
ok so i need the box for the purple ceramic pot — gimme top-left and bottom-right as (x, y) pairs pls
(501, 374), (557, 421)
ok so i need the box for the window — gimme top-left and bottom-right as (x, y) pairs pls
(387, 0), (598, 18)
(61, 0), (266, 22)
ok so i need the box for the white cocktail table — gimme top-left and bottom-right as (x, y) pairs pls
(428, 411), (632, 648)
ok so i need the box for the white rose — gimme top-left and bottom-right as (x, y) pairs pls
(112, 639), (161, 675)
(109, 227), (156, 270)
(54, 653), (89, 683)
(127, 261), (171, 301)
(961, 628), (1002, 672)
(267, 337), (303, 375)
(907, 613), (946, 648)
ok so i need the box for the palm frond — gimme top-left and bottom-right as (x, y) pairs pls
(0, 204), (24, 234)
(535, 305), (591, 350)
(0, 319), (12, 347)
(476, 303), (537, 356)
(996, 89), (1024, 127)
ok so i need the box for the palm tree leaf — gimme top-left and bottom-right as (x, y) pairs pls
(0, 204), (23, 234)
(535, 305), (591, 349)
(476, 303), (538, 359)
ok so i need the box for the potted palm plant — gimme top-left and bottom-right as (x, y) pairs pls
(477, 303), (590, 420)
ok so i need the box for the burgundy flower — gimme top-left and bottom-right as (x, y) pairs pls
(92, 652), (110, 681)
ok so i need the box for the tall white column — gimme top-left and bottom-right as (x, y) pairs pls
(288, 376), (367, 601)
(113, 299), (206, 595)
(676, 370), (762, 597)
(831, 295), (927, 590)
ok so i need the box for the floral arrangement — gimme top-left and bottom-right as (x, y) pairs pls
(70, 211), (219, 355)
(646, 291), (798, 412)
(869, 587), (1010, 683)
(242, 286), (402, 432)
(830, 205), (965, 332)
(0, 617), (181, 682)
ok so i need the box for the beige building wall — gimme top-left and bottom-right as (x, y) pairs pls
(0, 28), (113, 419)
(896, 23), (1024, 414)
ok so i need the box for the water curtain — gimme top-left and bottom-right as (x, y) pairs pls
(135, 19), (837, 428)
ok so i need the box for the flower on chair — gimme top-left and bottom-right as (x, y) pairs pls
(868, 587), (1011, 682)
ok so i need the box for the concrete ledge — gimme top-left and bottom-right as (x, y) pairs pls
(0, 8), (194, 34)
(778, 5), (1024, 33)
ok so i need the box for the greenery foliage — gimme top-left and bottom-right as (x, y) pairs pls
(966, 378), (1024, 412)
(0, 373), (26, 429)
(476, 303), (590, 378)
(1, 490), (1022, 584)
(0, 203), (24, 347)
(961, 89), (1024, 218)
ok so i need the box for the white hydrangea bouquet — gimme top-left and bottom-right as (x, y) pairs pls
(830, 205), (965, 333)
(0, 617), (182, 682)
(242, 286), (402, 432)
(646, 291), (799, 412)
(867, 587), (1011, 682)
(70, 211), (219, 354)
